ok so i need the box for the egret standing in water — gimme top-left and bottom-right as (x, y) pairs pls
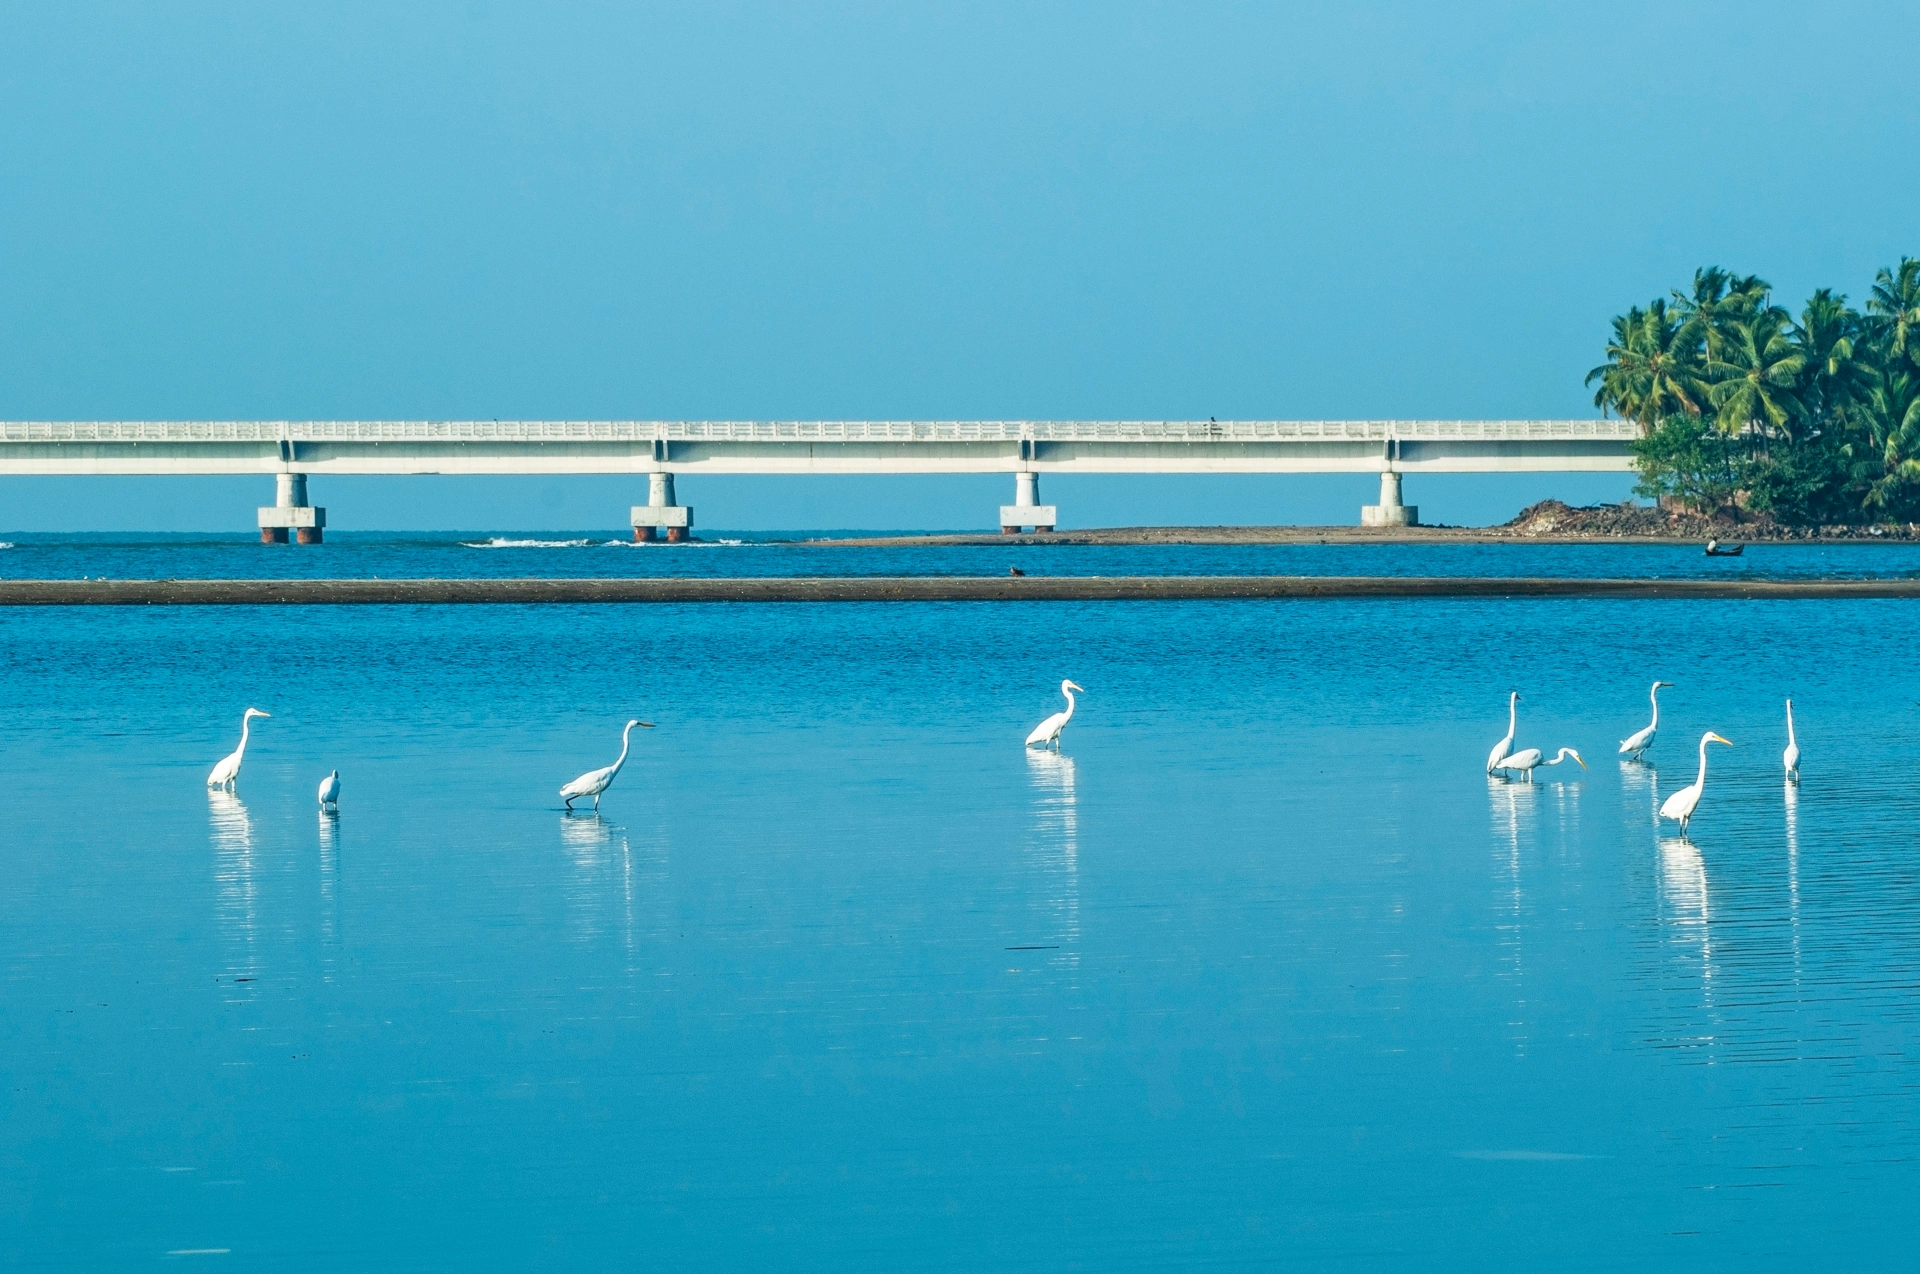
(318, 769), (341, 811)
(1025, 680), (1084, 750)
(1659, 731), (1733, 838)
(206, 708), (270, 790)
(1494, 746), (1586, 782)
(1486, 692), (1520, 773)
(1783, 699), (1801, 782)
(561, 719), (654, 811)
(1618, 681), (1673, 760)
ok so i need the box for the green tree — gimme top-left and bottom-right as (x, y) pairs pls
(1585, 299), (1703, 428)
(1792, 288), (1867, 429)
(1609, 260), (1920, 527)
(1629, 413), (1747, 515)
(1862, 367), (1920, 511)
(1867, 257), (1920, 371)
(1707, 308), (1806, 436)
(1673, 268), (1770, 363)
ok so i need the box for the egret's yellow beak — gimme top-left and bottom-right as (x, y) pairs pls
(639, 722), (656, 728)
(1575, 754), (1588, 769)
(1710, 733), (1732, 745)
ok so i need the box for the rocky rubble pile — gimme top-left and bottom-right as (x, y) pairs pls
(1496, 499), (1920, 540)
(1498, 500), (1715, 538)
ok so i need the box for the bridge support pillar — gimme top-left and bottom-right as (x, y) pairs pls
(632, 472), (692, 542)
(1361, 471), (1417, 527)
(1000, 472), (1056, 534)
(258, 472), (326, 544)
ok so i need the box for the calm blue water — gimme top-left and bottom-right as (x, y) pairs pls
(4, 529), (1920, 580)
(3, 551), (1916, 1267)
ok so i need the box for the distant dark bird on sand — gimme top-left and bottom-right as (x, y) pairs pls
(1009, 567), (1026, 576)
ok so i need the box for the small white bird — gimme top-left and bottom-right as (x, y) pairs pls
(561, 718), (654, 811)
(1618, 680), (1673, 760)
(1659, 731), (1733, 838)
(1783, 698), (1800, 782)
(1495, 746), (1586, 782)
(1487, 691), (1519, 773)
(206, 708), (270, 790)
(318, 769), (341, 811)
(1024, 680), (1084, 749)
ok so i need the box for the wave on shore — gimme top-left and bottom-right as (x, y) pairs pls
(461, 536), (755, 549)
(460, 537), (593, 549)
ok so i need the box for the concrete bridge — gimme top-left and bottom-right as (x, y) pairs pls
(0, 419), (1640, 541)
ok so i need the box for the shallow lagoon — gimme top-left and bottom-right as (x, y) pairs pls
(2, 565), (1916, 1268)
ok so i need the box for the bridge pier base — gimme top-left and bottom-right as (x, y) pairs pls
(1361, 471), (1417, 527)
(1000, 472), (1057, 534)
(258, 473), (325, 544)
(632, 472), (692, 542)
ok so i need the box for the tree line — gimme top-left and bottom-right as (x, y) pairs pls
(1587, 261), (1920, 524)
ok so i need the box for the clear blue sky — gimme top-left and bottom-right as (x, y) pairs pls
(3, 1), (1917, 532)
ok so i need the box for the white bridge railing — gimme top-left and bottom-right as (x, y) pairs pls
(0, 419), (1642, 444)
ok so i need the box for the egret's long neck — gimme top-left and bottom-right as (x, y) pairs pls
(1506, 694), (1517, 738)
(236, 714), (253, 759)
(1787, 703), (1796, 745)
(1694, 736), (1711, 789)
(1649, 684), (1661, 728)
(1061, 687), (1077, 724)
(609, 724), (635, 779)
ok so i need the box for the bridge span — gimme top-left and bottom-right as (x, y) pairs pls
(0, 419), (1640, 541)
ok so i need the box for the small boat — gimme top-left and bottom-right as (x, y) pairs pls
(1704, 539), (1745, 557)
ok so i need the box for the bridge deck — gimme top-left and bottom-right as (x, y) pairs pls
(0, 420), (1640, 475)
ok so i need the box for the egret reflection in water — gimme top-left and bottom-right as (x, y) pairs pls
(1620, 758), (1661, 826)
(1784, 779), (1802, 988)
(560, 813), (615, 944)
(208, 789), (258, 985)
(559, 804), (673, 962)
(318, 808), (341, 976)
(1657, 836), (1716, 1056)
(1489, 775), (1538, 1053)
(1025, 748), (1080, 971)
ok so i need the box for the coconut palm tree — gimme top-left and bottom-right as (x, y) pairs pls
(1674, 268), (1770, 363)
(1707, 308), (1806, 436)
(1793, 288), (1868, 431)
(1867, 258), (1920, 370)
(1864, 367), (1920, 466)
(1586, 299), (1704, 429)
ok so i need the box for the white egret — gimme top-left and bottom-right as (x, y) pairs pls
(206, 708), (270, 789)
(1783, 698), (1800, 782)
(318, 769), (341, 811)
(1659, 731), (1733, 838)
(1618, 681), (1673, 760)
(1024, 680), (1084, 749)
(1486, 691), (1519, 773)
(561, 719), (654, 810)
(1495, 746), (1586, 782)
